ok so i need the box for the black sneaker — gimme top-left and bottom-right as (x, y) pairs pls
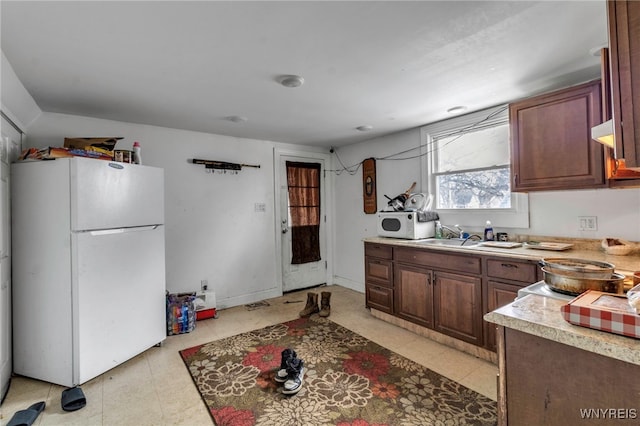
(275, 348), (296, 383)
(282, 358), (304, 395)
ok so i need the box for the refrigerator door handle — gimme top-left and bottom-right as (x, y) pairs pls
(87, 225), (160, 236)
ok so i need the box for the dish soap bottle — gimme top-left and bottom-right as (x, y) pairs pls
(484, 220), (494, 241)
(435, 221), (443, 239)
(132, 141), (141, 165)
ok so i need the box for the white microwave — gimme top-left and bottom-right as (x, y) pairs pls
(377, 212), (435, 239)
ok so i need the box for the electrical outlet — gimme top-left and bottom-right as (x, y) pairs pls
(578, 216), (597, 231)
(201, 279), (208, 291)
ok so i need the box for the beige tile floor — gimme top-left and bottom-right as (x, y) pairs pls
(0, 285), (497, 425)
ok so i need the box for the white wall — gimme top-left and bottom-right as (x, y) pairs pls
(1, 52), (41, 131)
(332, 128), (640, 292)
(24, 112), (325, 308)
(332, 129), (423, 291)
(5, 46), (639, 302)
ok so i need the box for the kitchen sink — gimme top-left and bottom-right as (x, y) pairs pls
(417, 238), (480, 247)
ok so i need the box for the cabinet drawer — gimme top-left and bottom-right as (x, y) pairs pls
(364, 243), (393, 259)
(395, 247), (481, 275)
(365, 257), (393, 286)
(366, 284), (393, 314)
(486, 258), (538, 283)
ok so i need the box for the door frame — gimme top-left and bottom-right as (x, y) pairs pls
(0, 111), (23, 400)
(273, 148), (333, 293)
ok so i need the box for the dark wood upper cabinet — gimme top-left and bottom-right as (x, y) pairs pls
(600, 47), (640, 185)
(608, 1), (640, 170)
(510, 80), (605, 192)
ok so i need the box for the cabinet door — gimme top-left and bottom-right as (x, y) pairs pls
(365, 256), (393, 287)
(504, 329), (640, 425)
(510, 80), (605, 191)
(609, 1), (640, 168)
(434, 271), (482, 345)
(485, 280), (521, 352)
(366, 283), (394, 314)
(394, 264), (434, 328)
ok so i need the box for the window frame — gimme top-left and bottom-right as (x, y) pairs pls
(419, 105), (529, 229)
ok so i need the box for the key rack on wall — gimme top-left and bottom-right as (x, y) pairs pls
(191, 158), (260, 174)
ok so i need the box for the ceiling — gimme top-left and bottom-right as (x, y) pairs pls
(1, 1), (608, 148)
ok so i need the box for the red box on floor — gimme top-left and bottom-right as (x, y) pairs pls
(196, 308), (217, 320)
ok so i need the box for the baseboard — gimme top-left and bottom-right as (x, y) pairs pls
(331, 276), (364, 293)
(370, 308), (498, 364)
(216, 287), (282, 310)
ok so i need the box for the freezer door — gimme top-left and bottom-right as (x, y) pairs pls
(72, 225), (166, 385)
(70, 158), (164, 231)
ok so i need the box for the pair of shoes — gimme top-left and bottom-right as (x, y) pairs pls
(274, 348), (296, 383)
(274, 348), (305, 395)
(298, 291), (331, 317)
(7, 401), (45, 426)
(6, 387), (86, 426)
(282, 357), (305, 395)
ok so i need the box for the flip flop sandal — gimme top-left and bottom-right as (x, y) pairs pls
(61, 387), (86, 412)
(7, 401), (45, 426)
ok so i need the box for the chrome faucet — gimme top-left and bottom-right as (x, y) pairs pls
(440, 224), (464, 239)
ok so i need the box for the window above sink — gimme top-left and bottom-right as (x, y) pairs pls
(419, 105), (530, 229)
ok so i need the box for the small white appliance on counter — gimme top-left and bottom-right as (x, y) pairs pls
(377, 211), (436, 239)
(11, 157), (166, 387)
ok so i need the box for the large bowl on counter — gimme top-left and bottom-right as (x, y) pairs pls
(541, 267), (625, 296)
(539, 258), (615, 279)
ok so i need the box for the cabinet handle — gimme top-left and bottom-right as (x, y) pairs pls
(501, 263), (518, 269)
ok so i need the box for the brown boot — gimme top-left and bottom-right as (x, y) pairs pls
(319, 291), (331, 317)
(299, 292), (319, 317)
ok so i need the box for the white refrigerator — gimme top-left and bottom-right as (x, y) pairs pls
(11, 157), (166, 387)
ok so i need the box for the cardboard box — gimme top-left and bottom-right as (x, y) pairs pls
(64, 137), (122, 151)
(560, 290), (640, 339)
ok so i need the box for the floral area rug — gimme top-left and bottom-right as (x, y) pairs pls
(179, 316), (497, 425)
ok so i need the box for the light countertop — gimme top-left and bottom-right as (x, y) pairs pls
(366, 235), (640, 365)
(484, 294), (640, 366)
(363, 236), (640, 275)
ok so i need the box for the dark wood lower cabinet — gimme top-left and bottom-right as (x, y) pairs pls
(364, 242), (541, 352)
(499, 327), (640, 425)
(485, 281), (521, 352)
(365, 283), (393, 314)
(434, 271), (482, 345)
(364, 242), (394, 313)
(484, 257), (542, 351)
(394, 263), (434, 329)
